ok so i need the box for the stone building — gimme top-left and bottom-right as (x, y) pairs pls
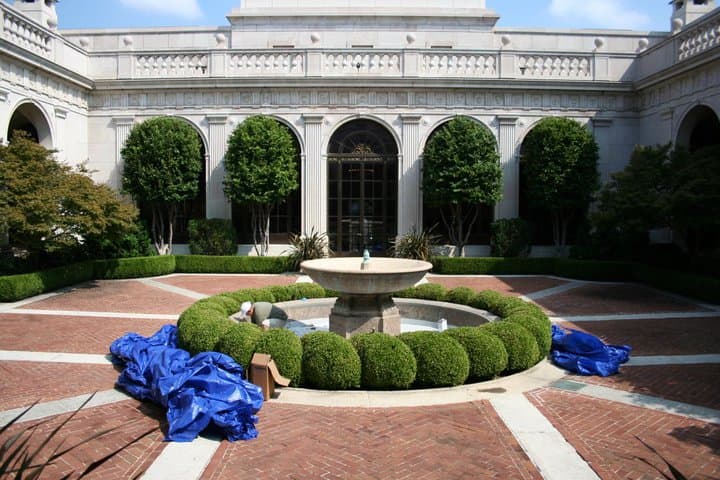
(1, 0), (718, 254)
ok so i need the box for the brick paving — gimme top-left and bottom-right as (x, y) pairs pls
(0, 273), (718, 479)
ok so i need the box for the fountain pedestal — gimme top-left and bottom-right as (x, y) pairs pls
(330, 294), (401, 337)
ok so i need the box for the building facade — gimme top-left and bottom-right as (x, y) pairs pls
(1, 0), (719, 254)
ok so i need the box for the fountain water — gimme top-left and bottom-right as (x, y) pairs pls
(300, 256), (433, 337)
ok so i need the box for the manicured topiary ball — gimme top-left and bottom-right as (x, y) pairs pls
(398, 331), (469, 387)
(445, 286), (476, 306)
(351, 333), (417, 390)
(480, 321), (539, 373)
(216, 322), (263, 369)
(444, 327), (508, 381)
(504, 312), (552, 360)
(301, 332), (361, 390)
(254, 328), (303, 386)
(177, 311), (233, 355)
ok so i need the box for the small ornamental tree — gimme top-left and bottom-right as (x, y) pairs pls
(224, 116), (299, 256)
(520, 117), (599, 255)
(0, 132), (137, 266)
(121, 117), (203, 255)
(422, 116), (502, 257)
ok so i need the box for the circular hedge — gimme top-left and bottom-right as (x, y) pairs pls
(176, 281), (552, 390)
(398, 331), (469, 387)
(351, 333), (417, 390)
(301, 332), (361, 390)
(444, 327), (508, 381)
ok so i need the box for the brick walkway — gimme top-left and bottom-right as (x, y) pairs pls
(0, 273), (718, 479)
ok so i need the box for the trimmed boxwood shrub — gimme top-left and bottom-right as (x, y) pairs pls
(431, 257), (556, 275)
(289, 283), (330, 299)
(480, 322), (539, 373)
(470, 290), (506, 312)
(351, 333), (417, 390)
(394, 283), (447, 301)
(0, 261), (94, 302)
(93, 255), (176, 279)
(174, 255), (291, 274)
(445, 286), (476, 306)
(504, 313), (552, 360)
(398, 331), (469, 387)
(444, 327), (508, 382)
(178, 315), (233, 355)
(554, 259), (631, 281)
(216, 322), (263, 369)
(254, 328), (303, 386)
(301, 332), (361, 390)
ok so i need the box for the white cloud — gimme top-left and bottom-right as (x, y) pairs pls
(119, 0), (203, 19)
(548, 0), (651, 30)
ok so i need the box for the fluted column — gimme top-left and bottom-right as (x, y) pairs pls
(399, 115), (422, 235)
(495, 116), (518, 219)
(206, 115), (230, 219)
(592, 118), (613, 184)
(303, 115), (325, 234)
(112, 116), (134, 190)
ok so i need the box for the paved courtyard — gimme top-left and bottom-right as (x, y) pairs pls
(0, 273), (718, 479)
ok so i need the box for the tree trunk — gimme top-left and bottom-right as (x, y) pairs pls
(251, 203), (272, 256)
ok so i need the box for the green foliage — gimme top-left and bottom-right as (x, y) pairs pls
(390, 226), (441, 261)
(490, 218), (531, 257)
(177, 314), (233, 355)
(445, 286), (477, 306)
(216, 322), (264, 369)
(554, 259), (632, 281)
(188, 219), (238, 256)
(394, 282), (447, 301)
(291, 282), (332, 299)
(504, 313), (552, 360)
(285, 228), (331, 271)
(121, 117), (203, 255)
(92, 255), (176, 279)
(632, 264), (720, 304)
(480, 322), (539, 373)
(0, 262), (94, 302)
(351, 333), (417, 390)
(398, 331), (469, 387)
(470, 289), (506, 312)
(520, 117), (599, 254)
(83, 220), (155, 260)
(301, 332), (361, 390)
(174, 255), (291, 273)
(422, 117), (503, 256)
(431, 257), (557, 275)
(0, 134), (138, 265)
(254, 329), (303, 386)
(224, 116), (299, 256)
(444, 327), (508, 381)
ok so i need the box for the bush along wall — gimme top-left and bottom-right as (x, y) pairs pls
(175, 282), (553, 391)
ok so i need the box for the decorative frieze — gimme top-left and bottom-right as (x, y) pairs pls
(420, 53), (496, 77)
(0, 57), (87, 109)
(228, 52), (304, 76)
(135, 54), (209, 78)
(517, 55), (592, 79)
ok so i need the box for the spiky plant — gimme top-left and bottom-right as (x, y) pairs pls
(285, 228), (332, 270)
(390, 227), (441, 261)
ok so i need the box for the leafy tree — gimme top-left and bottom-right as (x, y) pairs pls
(520, 117), (599, 255)
(422, 116), (502, 257)
(224, 116), (299, 256)
(0, 132), (138, 267)
(121, 117), (203, 255)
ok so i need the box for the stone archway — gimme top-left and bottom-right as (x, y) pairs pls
(327, 119), (398, 255)
(676, 105), (720, 152)
(6, 102), (52, 148)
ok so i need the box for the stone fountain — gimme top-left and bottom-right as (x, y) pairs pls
(300, 254), (433, 337)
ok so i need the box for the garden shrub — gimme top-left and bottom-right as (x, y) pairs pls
(268, 285), (295, 302)
(290, 283), (330, 299)
(554, 259), (631, 281)
(174, 255), (291, 274)
(632, 264), (720, 304)
(213, 294), (241, 314)
(490, 218), (531, 257)
(248, 287), (276, 303)
(188, 219), (238, 256)
(351, 333), (417, 390)
(398, 331), (469, 387)
(216, 322), (263, 369)
(431, 257), (556, 275)
(254, 329), (303, 386)
(394, 283), (446, 301)
(480, 322), (539, 373)
(0, 262), (95, 302)
(177, 315), (233, 355)
(93, 255), (175, 279)
(444, 327), (508, 382)
(445, 286), (476, 306)
(470, 290), (506, 312)
(301, 332), (361, 390)
(504, 313), (552, 360)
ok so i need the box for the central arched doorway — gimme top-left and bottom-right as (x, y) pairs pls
(327, 119), (398, 254)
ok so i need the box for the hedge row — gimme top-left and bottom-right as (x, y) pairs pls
(175, 255), (291, 274)
(176, 282), (553, 391)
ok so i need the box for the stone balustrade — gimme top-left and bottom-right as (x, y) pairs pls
(517, 55), (592, 78)
(420, 53), (496, 77)
(323, 52), (401, 76)
(1, 6), (52, 58)
(677, 15), (720, 61)
(228, 52), (304, 76)
(135, 54), (209, 78)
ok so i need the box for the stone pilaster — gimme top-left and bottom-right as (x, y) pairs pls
(112, 116), (134, 190)
(495, 116), (518, 219)
(206, 116), (231, 219)
(592, 118), (613, 184)
(660, 110), (674, 144)
(54, 107), (67, 162)
(303, 115), (325, 234)
(399, 115), (422, 235)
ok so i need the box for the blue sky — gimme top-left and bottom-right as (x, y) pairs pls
(42, 0), (673, 32)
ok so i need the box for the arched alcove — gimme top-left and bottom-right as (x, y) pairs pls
(676, 105), (720, 152)
(6, 102), (52, 148)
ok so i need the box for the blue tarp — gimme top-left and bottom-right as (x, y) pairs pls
(550, 324), (631, 377)
(110, 325), (264, 442)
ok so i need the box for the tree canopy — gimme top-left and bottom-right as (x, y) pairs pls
(422, 116), (502, 256)
(520, 117), (599, 254)
(224, 115), (299, 256)
(121, 116), (203, 254)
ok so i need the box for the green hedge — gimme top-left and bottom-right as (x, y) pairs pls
(398, 331), (469, 388)
(301, 332), (361, 390)
(554, 259), (632, 281)
(93, 256), (176, 279)
(432, 257), (556, 275)
(444, 327), (508, 382)
(480, 322), (539, 374)
(174, 255), (291, 273)
(632, 264), (720, 304)
(254, 329), (303, 386)
(0, 262), (94, 302)
(351, 333), (417, 390)
(216, 322), (264, 369)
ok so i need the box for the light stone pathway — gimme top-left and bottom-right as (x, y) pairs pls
(1, 273), (718, 480)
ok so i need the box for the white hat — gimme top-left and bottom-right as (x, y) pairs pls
(240, 301), (253, 318)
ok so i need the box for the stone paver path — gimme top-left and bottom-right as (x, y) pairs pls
(0, 273), (718, 479)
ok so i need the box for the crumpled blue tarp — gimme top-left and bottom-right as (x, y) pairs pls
(550, 324), (631, 377)
(110, 325), (264, 442)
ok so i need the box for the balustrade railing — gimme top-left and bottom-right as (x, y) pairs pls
(135, 54), (209, 78)
(1, 6), (52, 59)
(677, 15), (720, 61)
(517, 55), (592, 78)
(228, 51), (304, 76)
(323, 52), (401, 76)
(420, 53), (496, 77)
